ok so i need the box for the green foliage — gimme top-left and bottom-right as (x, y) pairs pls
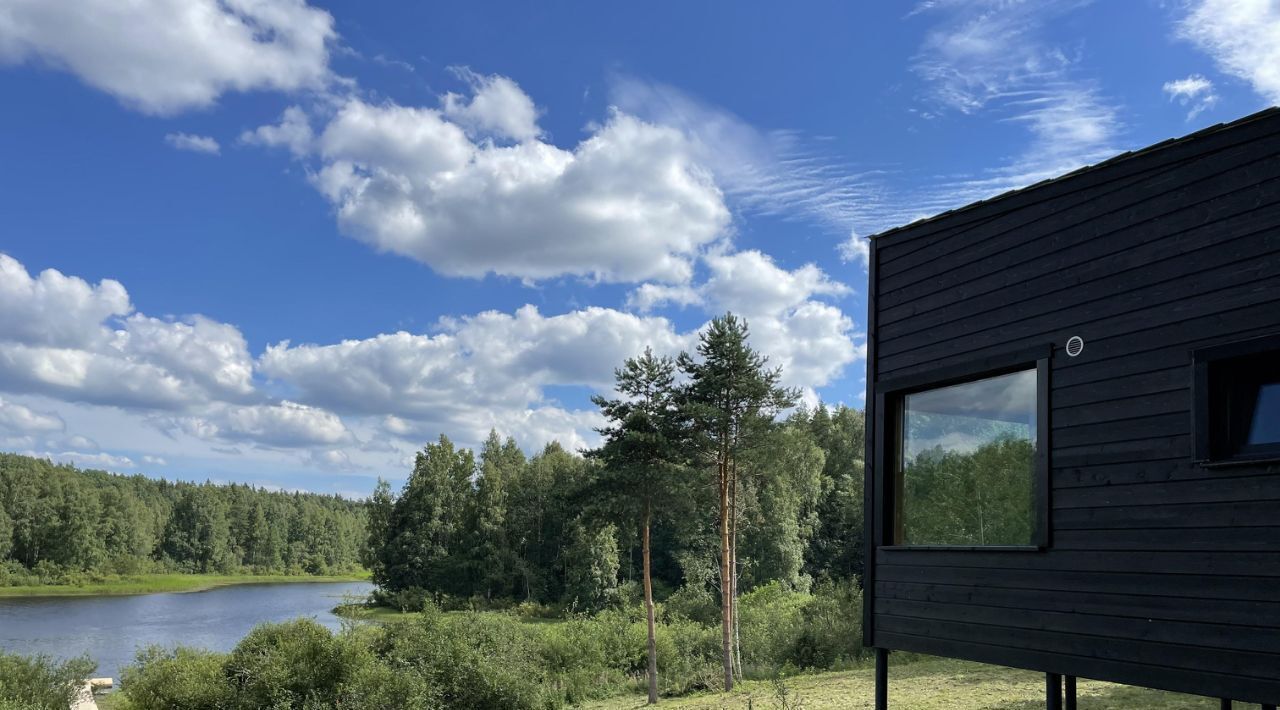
(119, 647), (232, 710)
(111, 585), (866, 709)
(739, 424), (825, 590)
(0, 499), (11, 560)
(563, 522), (620, 612)
(223, 619), (357, 707)
(0, 453), (366, 585)
(0, 650), (96, 710)
(902, 438), (1035, 546)
(374, 607), (558, 709)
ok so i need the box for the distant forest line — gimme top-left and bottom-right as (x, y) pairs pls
(0, 453), (366, 586)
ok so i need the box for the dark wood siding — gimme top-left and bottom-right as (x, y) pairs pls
(864, 108), (1280, 705)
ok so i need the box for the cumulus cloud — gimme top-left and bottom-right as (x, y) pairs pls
(259, 306), (693, 423)
(0, 396), (64, 434)
(1163, 74), (1219, 119)
(0, 0), (336, 115)
(27, 450), (136, 470)
(240, 76), (731, 284)
(239, 106), (314, 156)
(1178, 0), (1280, 104)
(702, 250), (850, 318)
(165, 401), (353, 448)
(260, 252), (860, 447)
(165, 132), (220, 155)
(442, 69), (542, 142)
(838, 231), (870, 268)
(0, 252), (255, 411)
(626, 283), (703, 312)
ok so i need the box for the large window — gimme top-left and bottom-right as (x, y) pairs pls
(1194, 335), (1280, 465)
(894, 368), (1041, 547)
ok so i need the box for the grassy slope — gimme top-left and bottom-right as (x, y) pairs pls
(584, 658), (1220, 710)
(0, 572), (370, 597)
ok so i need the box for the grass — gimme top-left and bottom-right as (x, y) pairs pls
(584, 657), (1223, 710)
(0, 571), (370, 598)
(96, 655), (1225, 709)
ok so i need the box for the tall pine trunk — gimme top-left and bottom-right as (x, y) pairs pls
(729, 455), (742, 680)
(719, 451), (734, 691)
(643, 503), (659, 704)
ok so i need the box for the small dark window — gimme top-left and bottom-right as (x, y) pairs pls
(1194, 335), (1280, 465)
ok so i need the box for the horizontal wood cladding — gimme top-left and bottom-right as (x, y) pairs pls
(877, 630), (1280, 706)
(867, 109), (1280, 704)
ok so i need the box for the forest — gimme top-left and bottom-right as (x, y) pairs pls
(362, 314), (867, 703)
(0, 453), (367, 587)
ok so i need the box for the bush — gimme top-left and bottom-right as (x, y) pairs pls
(0, 651), (96, 710)
(374, 605), (560, 709)
(223, 619), (357, 708)
(791, 579), (867, 670)
(119, 647), (231, 710)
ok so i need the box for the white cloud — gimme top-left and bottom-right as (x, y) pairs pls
(698, 251), (860, 398)
(240, 106), (314, 156)
(26, 450), (136, 470)
(141, 454), (167, 466)
(1163, 74), (1219, 119)
(900, 1), (1121, 225)
(302, 91), (728, 284)
(0, 396), (63, 434)
(165, 401), (352, 448)
(259, 306), (693, 423)
(1178, 0), (1280, 104)
(0, 253), (131, 349)
(702, 250), (849, 318)
(0, 0), (336, 115)
(165, 132), (220, 155)
(442, 69), (541, 142)
(838, 230), (870, 268)
(626, 283), (703, 312)
(0, 253), (254, 410)
(610, 76), (881, 246)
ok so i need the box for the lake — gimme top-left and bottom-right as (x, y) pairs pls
(0, 581), (373, 682)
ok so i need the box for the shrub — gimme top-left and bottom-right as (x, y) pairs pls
(223, 619), (357, 708)
(0, 651), (96, 710)
(791, 579), (867, 670)
(374, 606), (560, 710)
(738, 582), (811, 674)
(118, 647), (231, 710)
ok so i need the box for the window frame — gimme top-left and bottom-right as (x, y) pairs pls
(876, 344), (1051, 552)
(1192, 332), (1280, 468)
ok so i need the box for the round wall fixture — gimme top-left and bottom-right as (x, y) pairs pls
(1065, 336), (1085, 357)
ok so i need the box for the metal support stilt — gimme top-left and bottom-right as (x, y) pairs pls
(1064, 676), (1076, 710)
(1260, 703), (1275, 710)
(875, 648), (889, 710)
(1047, 673), (1063, 710)
(1219, 699), (1231, 710)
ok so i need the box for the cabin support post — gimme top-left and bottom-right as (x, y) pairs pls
(1046, 673), (1063, 710)
(875, 648), (889, 710)
(1261, 703), (1276, 710)
(1219, 701), (1231, 710)
(1064, 676), (1076, 710)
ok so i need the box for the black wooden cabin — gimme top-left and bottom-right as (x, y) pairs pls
(862, 107), (1280, 709)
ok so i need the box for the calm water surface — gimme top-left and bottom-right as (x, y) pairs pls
(0, 581), (373, 682)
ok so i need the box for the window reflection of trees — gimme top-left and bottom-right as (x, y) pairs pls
(898, 369), (1037, 547)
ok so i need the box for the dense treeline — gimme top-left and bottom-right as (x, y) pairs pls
(0, 453), (366, 585)
(365, 412), (862, 608)
(365, 314), (867, 698)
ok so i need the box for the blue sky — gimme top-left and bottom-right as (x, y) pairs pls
(0, 0), (1277, 496)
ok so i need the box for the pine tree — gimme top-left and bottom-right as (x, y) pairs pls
(590, 348), (688, 704)
(678, 314), (798, 690)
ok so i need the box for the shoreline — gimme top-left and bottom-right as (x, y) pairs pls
(0, 572), (370, 598)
